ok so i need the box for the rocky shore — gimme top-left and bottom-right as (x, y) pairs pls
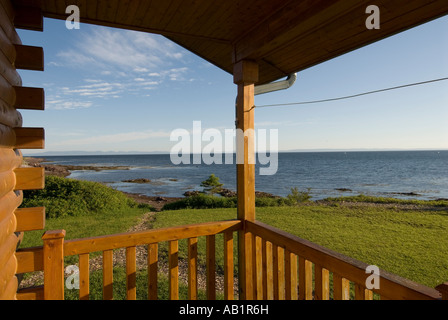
(24, 157), (130, 177)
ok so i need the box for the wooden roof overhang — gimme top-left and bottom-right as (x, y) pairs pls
(12, 0), (448, 84)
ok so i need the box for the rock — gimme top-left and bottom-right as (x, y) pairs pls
(183, 190), (201, 197)
(336, 188), (352, 192)
(122, 178), (151, 184)
(218, 188), (237, 197)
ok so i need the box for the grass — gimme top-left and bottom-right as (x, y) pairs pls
(324, 194), (448, 207)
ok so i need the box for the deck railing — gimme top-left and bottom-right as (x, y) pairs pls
(16, 219), (445, 300)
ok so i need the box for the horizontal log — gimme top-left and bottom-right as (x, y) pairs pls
(0, 253), (17, 297)
(14, 127), (44, 149)
(0, 99), (23, 127)
(14, 167), (44, 190)
(0, 0), (21, 45)
(16, 285), (44, 300)
(0, 190), (23, 222)
(0, 170), (15, 200)
(15, 207), (45, 232)
(0, 123), (16, 148)
(0, 49), (22, 86)
(0, 148), (22, 173)
(16, 246), (43, 274)
(246, 220), (441, 300)
(13, 5), (43, 31)
(0, 209), (16, 246)
(0, 70), (15, 106)
(0, 275), (17, 300)
(13, 86), (44, 110)
(0, 23), (16, 64)
(64, 220), (242, 256)
(0, 0), (15, 22)
(14, 44), (43, 71)
(0, 233), (19, 269)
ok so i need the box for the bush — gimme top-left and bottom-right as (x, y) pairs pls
(285, 187), (311, 205)
(21, 175), (152, 218)
(162, 194), (294, 210)
(162, 194), (237, 210)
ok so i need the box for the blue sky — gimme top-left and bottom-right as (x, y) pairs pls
(18, 15), (448, 155)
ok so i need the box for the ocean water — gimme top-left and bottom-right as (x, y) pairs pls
(40, 151), (448, 200)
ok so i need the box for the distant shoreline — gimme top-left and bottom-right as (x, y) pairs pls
(23, 156), (131, 177)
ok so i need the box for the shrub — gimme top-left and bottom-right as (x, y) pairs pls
(163, 194), (293, 210)
(285, 187), (311, 205)
(162, 194), (237, 210)
(21, 175), (152, 218)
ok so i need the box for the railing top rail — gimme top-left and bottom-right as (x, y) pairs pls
(64, 219), (242, 256)
(247, 220), (441, 300)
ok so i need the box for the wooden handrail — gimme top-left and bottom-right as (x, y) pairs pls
(246, 220), (441, 300)
(64, 220), (242, 256)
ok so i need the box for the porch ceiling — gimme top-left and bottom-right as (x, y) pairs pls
(17, 0), (448, 85)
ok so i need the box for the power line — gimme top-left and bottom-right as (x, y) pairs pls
(254, 77), (448, 109)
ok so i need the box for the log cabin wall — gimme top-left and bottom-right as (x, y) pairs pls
(0, 0), (45, 300)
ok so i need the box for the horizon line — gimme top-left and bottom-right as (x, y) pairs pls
(23, 148), (448, 157)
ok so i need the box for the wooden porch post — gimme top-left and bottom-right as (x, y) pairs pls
(42, 230), (66, 300)
(233, 60), (258, 300)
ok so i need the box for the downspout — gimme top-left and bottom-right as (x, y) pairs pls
(254, 73), (297, 96)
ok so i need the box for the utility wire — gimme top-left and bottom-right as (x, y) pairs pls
(254, 77), (448, 109)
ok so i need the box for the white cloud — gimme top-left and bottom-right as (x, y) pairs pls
(46, 99), (93, 110)
(56, 27), (186, 73)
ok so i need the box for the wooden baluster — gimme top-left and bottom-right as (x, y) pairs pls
(148, 243), (158, 300)
(273, 244), (285, 299)
(333, 273), (350, 300)
(285, 249), (298, 300)
(103, 249), (113, 300)
(188, 237), (198, 300)
(42, 230), (65, 300)
(355, 283), (372, 300)
(315, 264), (330, 300)
(298, 257), (313, 300)
(223, 231), (234, 300)
(273, 244), (279, 299)
(206, 235), (216, 300)
(277, 246), (285, 300)
(79, 253), (89, 300)
(126, 246), (137, 300)
(169, 240), (179, 300)
(265, 241), (274, 300)
(253, 235), (263, 300)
